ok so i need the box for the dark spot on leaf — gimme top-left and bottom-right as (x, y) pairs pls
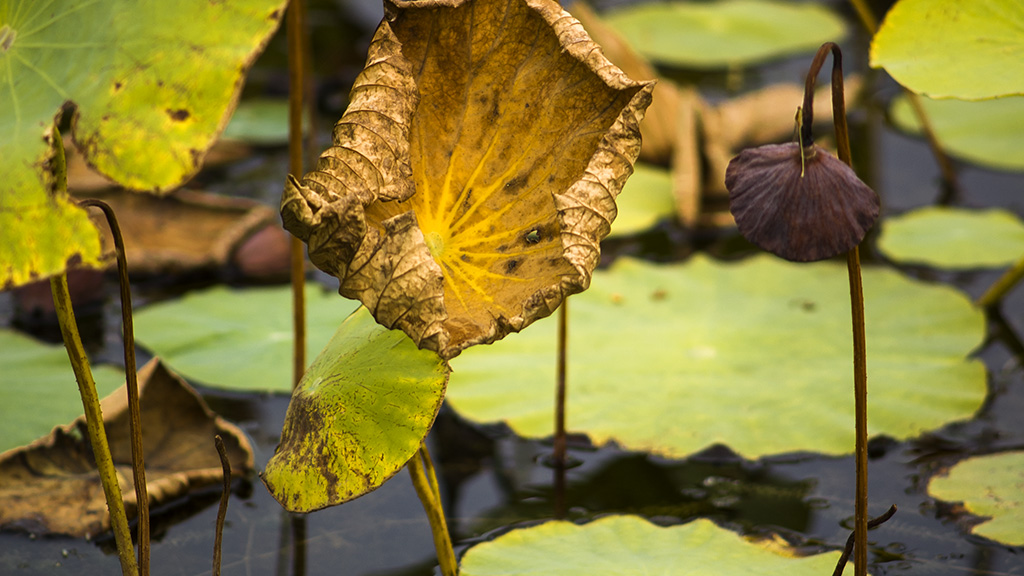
(524, 229), (540, 244)
(547, 175), (556, 183)
(495, 244), (507, 253)
(460, 254), (469, 262)
(167, 109), (190, 121)
(113, 81), (123, 92)
(505, 259), (520, 274)
(269, 8), (282, 20)
(651, 289), (667, 301)
(504, 175), (526, 194)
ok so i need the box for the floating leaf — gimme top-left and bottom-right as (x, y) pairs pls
(448, 255), (986, 458)
(0, 330), (124, 454)
(0, 359), (253, 537)
(281, 0), (654, 359)
(608, 164), (675, 238)
(877, 207), (1024, 269)
(602, 0), (846, 69)
(460, 515), (842, 575)
(889, 94), (1024, 171)
(929, 452), (1024, 546)
(870, 0), (1024, 100)
(134, 285), (359, 392)
(0, 0), (286, 287)
(222, 98), (300, 145)
(262, 306), (449, 513)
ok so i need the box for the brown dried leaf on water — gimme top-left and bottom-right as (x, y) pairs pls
(282, 0), (654, 359)
(0, 359), (253, 538)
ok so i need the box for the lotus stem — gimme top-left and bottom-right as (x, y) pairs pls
(50, 273), (138, 576)
(809, 42), (870, 576)
(976, 254), (1024, 308)
(553, 300), (568, 519)
(287, 0), (308, 389)
(213, 436), (231, 576)
(79, 198), (150, 575)
(409, 444), (458, 576)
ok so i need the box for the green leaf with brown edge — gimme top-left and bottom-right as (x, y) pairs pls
(0, 0), (286, 288)
(928, 451), (1024, 546)
(262, 306), (449, 513)
(0, 358), (253, 537)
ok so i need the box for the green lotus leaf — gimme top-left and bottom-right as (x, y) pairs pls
(460, 515), (843, 576)
(889, 94), (1024, 171)
(928, 451), (1024, 546)
(0, 329), (124, 454)
(262, 306), (449, 513)
(602, 0), (846, 69)
(870, 0), (1024, 100)
(134, 284), (360, 392)
(877, 207), (1024, 269)
(448, 255), (986, 458)
(608, 163), (675, 238)
(0, 0), (285, 287)
(222, 98), (300, 145)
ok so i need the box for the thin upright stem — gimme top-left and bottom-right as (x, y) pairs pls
(79, 198), (149, 576)
(807, 42), (870, 576)
(553, 300), (568, 519)
(51, 274), (138, 576)
(287, 0), (308, 389)
(846, 248), (869, 576)
(408, 445), (458, 576)
(212, 436), (231, 576)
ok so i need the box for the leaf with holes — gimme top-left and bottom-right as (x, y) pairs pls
(0, 0), (285, 288)
(261, 306), (449, 513)
(281, 0), (654, 359)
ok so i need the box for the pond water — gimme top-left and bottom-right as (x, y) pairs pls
(2, 0), (1024, 575)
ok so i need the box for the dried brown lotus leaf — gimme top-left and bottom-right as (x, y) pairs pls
(282, 0), (653, 358)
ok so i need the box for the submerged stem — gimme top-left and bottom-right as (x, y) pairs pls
(409, 444), (458, 576)
(79, 198), (149, 576)
(50, 274), (138, 576)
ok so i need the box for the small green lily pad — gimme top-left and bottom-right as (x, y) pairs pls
(460, 515), (843, 575)
(603, 0), (846, 69)
(609, 163), (675, 238)
(222, 98), (304, 145)
(134, 284), (360, 392)
(448, 255), (986, 458)
(871, 0), (1024, 100)
(262, 306), (449, 513)
(877, 207), (1024, 269)
(0, 329), (124, 454)
(929, 452), (1024, 546)
(889, 94), (1024, 171)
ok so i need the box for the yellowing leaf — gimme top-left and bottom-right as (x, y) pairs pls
(282, 0), (654, 359)
(0, 0), (286, 287)
(929, 452), (1024, 546)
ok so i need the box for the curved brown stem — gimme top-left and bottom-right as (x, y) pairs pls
(832, 505), (897, 576)
(212, 435), (231, 576)
(78, 198), (149, 576)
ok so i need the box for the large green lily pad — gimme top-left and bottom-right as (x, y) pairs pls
(877, 207), (1024, 269)
(602, 0), (846, 69)
(0, 0), (285, 288)
(929, 451), (1024, 546)
(448, 255), (986, 458)
(0, 329), (124, 454)
(460, 515), (843, 575)
(262, 306), (449, 513)
(134, 284), (360, 392)
(608, 163), (675, 238)
(889, 94), (1024, 172)
(871, 0), (1024, 100)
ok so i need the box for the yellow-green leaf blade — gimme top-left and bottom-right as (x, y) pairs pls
(870, 0), (1024, 100)
(262, 307), (449, 513)
(877, 207), (1024, 269)
(929, 452), (1024, 546)
(460, 516), (843, 575)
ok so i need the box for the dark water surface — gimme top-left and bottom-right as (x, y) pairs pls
(3, 0), (1024, 574)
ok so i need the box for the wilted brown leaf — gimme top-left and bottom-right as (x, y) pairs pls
(0, 359), (253, 537)
(282, 0), (653, 359)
